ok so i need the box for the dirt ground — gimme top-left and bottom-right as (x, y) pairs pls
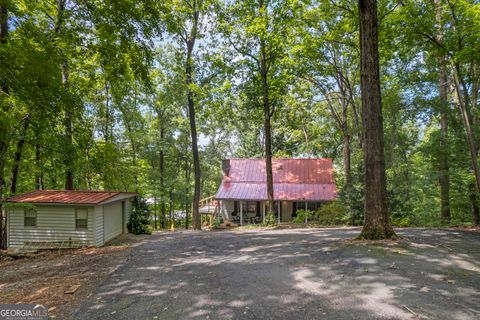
(0, 234), (149, 319)
(71, 228), (480, 320)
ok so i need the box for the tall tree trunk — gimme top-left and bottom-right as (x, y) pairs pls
(9, 116), (30, 195)
(55, 0), (74, 190)
(343, 133), (352, 186)
(452, 66), (480, 195)
(435, 0), (451, 224)
(35, 143), (43, 190)
(0, 1), (8, 249)
(357, 0), (395, 240)
(184, 155), (190, 229)
(470, 182), (480, 226)
(470, 73), (479, 226)
(169, 189), (174, 228)
(260, 38), (275, 215)
(186, 34), (201, 230)
(159, 126), (166, 229)
(123, 116), (138, 192)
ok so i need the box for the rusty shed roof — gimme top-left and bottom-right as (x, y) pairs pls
(6, 190), (137, 205)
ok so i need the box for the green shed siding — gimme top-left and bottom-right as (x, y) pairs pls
(7, 206), (95, 248)
(94, 205), (104, 247)
(103, 201), (123, 243)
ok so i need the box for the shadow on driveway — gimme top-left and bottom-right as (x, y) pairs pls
(73, 228), (480, 320)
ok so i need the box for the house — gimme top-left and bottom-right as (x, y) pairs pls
(215, 158), (336, 224)
(5, 190), (137, 249)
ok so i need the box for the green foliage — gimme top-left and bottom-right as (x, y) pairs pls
(316, 202), (346, 225)
(264, 213), (277, 226)
(292, 209), (315, 223)
(1, 0), (480, 233)
(127, 197), (153, 235)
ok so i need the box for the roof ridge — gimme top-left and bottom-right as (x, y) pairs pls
(43, 189), (122, 194)
(226, 158), (333, 160)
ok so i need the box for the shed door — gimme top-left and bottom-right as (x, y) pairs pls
(103, 202), (123, 243)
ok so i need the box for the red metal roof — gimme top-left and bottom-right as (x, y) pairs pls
(216, 158), (336, 201)
(6, 190), (137, 205)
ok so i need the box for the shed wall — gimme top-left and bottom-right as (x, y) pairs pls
(94, 205), (104, 246)
(103, 201), (123, 243)
(7, 205), (95, 248)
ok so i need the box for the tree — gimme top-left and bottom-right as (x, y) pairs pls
(435, 0), (451, 224)
(357, 0), (396, 240)
(163, 0), (222, 230)
(0, 0), (8, 249)
(219, 0), (299, 214)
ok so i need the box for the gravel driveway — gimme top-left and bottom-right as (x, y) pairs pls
(73, 228), (480, 320)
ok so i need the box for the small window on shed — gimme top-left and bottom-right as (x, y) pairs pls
(75, 208), (88, 229)
(24, 208), (37, 227)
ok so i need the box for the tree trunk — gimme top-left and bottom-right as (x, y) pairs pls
(186, 38), (201, 230)
(0, 1), (8, 249)
(159, 126), (166, 229)
(35, 144), (43, 190)
(153, 196), (157, 230)
(184, 155), (190, 230)
(260, 38), (275, 215)
(452, 66), (480, 195)
(357, 0), (396, 240)
(343, 133), (352, 186)
(169, 189), (174, 228)
(9, 116), (30, 195)
(123, 114), (138, 191)
(470, 182), (480, 226)
(435, 0), (451, 224)
(55, 0), (74, 190)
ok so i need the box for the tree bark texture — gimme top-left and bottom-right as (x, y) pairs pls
(35, 143), (43, 190)
(358, 0), (396, 240)
(55, 0), (74, 190)
(0, 1), (8, 249)
(160, 126), (166, 229)
(9, 116), (30, 195)
(452, 66), (480, 195)
(186, 22), (202, 230)
(260, 38), (275, 215)
(435, 0), (451, 224)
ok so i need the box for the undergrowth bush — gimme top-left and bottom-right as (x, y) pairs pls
(127, 196), (153, 235)
(315, 201), (346, 225)
(264, 212), (277, 226)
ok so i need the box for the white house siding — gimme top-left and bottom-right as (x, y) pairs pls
(103, 201), (123, 243)
(94, 205), (104, 247)
(7, 205), (95, 248)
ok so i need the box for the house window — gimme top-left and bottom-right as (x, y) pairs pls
(24, 208), (37, 227)
(75, 208), (88, 229)
(246, 201), (257, 214)
(293, 202), (324, 217)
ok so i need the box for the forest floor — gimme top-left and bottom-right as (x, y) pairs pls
(0, 233), (149, 319)
(72, 227), (480, 320)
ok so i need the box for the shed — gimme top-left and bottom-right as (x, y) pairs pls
(5, 190), (137, 249)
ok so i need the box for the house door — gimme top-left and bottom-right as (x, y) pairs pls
(281, 201), (293, 222)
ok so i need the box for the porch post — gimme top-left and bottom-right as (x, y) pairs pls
(277, 201), (281, 224)
(305, 202), (308, 224)
(262, 201), (265, 224)
(240, 201), (243, 226)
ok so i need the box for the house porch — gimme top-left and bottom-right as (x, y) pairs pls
(219, 200), (324, 225)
